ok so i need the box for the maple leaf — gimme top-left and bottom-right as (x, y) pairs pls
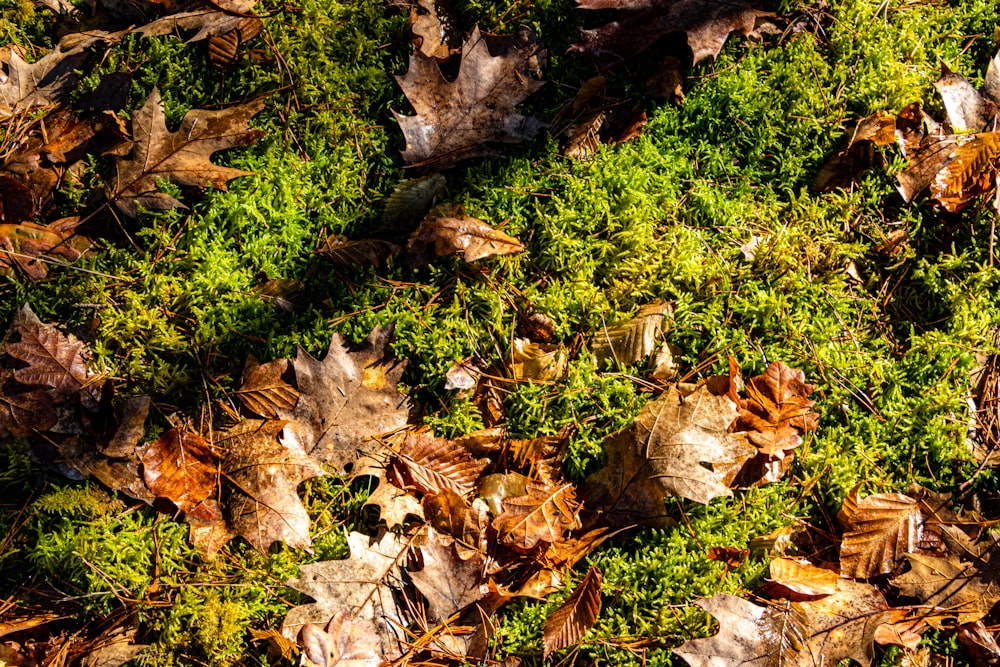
(590, 301), (671, 368)
(838, 487), (938, 579)
(281, 530), (409, 658)
(394, 25), (547, 169)
(387, 434), (485, 496)
(298, 609), (382, 667)
(674, 580), (893, 667)
(276, 326), (411, 472)
(110, 87), (265, 216)
(141, 427), (220, 516)
(572, 0), (756, 68)
(406, 204), (525, 266)
(542, 566), (602, 658)
(493, 480), (581, 551)
(218, 418), (324, 551)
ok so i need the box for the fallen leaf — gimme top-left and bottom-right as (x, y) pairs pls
(411, 528), (486, 621)
(0, 42), (91, 116)
(277, 326), (411, 473)
(8, 319), (101, 408)
(141, 427), (220, 515)
(387, 433), (485, 496)
(929, 132), (1000, 213)
(208, 18), (264, 67)
(674, 580), (892, 667)
(590, 301), (671, 368)
(838, 487), (933, 578)
(298, 609), (382, 667)
(407, 207), (524, 265)
(731, 360), (818, 458)
(135, 0), (259, 42)
(111, 87), (264, 216)
(935, 63), (999, 133)
(958, 620), (1000, 666)
(493, 480), (581, 551)
(509, 338), (567, 382)
(282, 530), (409, 658)
(218, 418), (324, 551)
(409, 0), (455, 61)
(318, 236), (400, 269)
(572, 0), (756, 67)
(354, 453), (425, 530)
(815, 112), (897, 192)
(893, 549), (1000, 629)
(422, 489), (488, 558)
(542, 566), (602, 658)
(394, 25), (546, 169)
(236, 357), (299, 419)
(767, 558), (840, 597)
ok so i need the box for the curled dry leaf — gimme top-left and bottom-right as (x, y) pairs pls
(299, 609), (382, 667)
(422, 489), (488, 559)
(394, 25), (546, 169)
(493, 480), (581, 551)
(111, 87), (265, 216)
(767, 558), (840, 597)
(542, 566), (602, 658)
(590, 301), (671, 368)
(510, 338), (567, 382)
(0, 42), (91, 116)
(236, 357), (299, 419)
(141, 427), (220, 516)
(135, 0), (260, 42)
(409, 0), (455, 61)
(387, 434), (485, 496)
(674, 580), (892, 667)
(838, 487), (933, 579)
(731, 360), (819, 458)
(406, 205), (524, 265)
(0, 220), (90, 280)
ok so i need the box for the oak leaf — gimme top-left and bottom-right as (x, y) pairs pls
(493, 480), (581, 551)
(572, 0), (756, 68)
(111, 87), (264, 216)
(276, 326), (411, 472)
(281, 530), (409, 658)
(298, 609), (382, 667)
(0, 42), (90, 116)
(410, 528), (486, 622)
(141, 427), (220, 516)
(674, 580), (892, 667)
(893, 547), (1000, 629)
(838, 487), (935, 578)
(218, 418), (324, 551)
(394, 25), (546, 169)
(406, 205), (524, 265)
(542, 566), (602, 658)
(352, 453), (424, 530)
(387, 434), (485, 496)
(731, 360), (818, 458)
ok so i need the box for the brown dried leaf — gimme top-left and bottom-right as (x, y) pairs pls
(935, 63), (998, 133)
(0, 220), (89, 279)
(838, 488), (929, 578)
(731, 360), (818, 458)
(111, 87), (264, 216)
(394, 25), (546, 169)
(674, 580), (892, 667)
(8, 320), (99, 405)
(299, 609), (382, 667)
(930, 132), (1000, 213)
(236, 357), (299, 419)
(281, 531), (408, 658)
(141, 427), (220, 514)
(0, 43), (90, 116)
(423, 490), (489, 559)
(136, 0), (258, 42)
(767, 558), (840, 597)
(814, 112), (896, 192)
(407, 206), (524, 265)
(218, 418), (324, 551)
(572, 0), (755, 67)
(388, 434), (485, 496)
(278, 326), (411, 472)
(493, 481), (581, 551)
(590, 301), (671, 367)
(411, 528), (486, 621)
(510, 338), (567, 382)
(893, 550), (1000, 629)
(207, 17), (263, 67)
(410, 0), (455, 61)
(318, 236), (399, 269)
(542, 566), (602, 658)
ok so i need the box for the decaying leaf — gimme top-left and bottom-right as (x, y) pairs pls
(111, 87), (264, 215)
(141, 427), (220, 516)
(493, 480), (581, 551)
(236, 357), (299, 419)
(394, 25), (546, 169)
(572, 0), (756, 67)
(422, 489), (488, 558)
(318, 236), (400, 269)
(590, 301), (671, 368)
(406, 205), (524, 265)
(218, 418), (324, 551)
(9, 319), (100, 406)
(0, 220), (90, 280)
(0, 42), (92, 116)
(929, 132), (1000, 212)
(767, 558), (840, 598)
(388, 434), (485, 496)
(298, 609), (382, 667)
(277, 326), (411, 472)
(893, 546), (1000, 629)
(409, 0), (455, 61)
(411, 528), (486, 621)
(674, 580), (892, 667)
(282, 530), (409, 658)
(509, 338), (567, 382)
(731, 360), (819, 458)
(135, 0), (259, 42)
(838, 487), (933, 579)
(542, 566), (602, 658)
(815, 111), (897, 192)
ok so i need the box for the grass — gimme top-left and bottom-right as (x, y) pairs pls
(2, 0), (1000, 664)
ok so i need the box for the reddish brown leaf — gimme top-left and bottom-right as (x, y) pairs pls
(111, 87), (264, 216)
(8, 320), (98, 404)
(839, 488), (930, 578)
(207, 18), (263, 67)
(706, 546), (749, 569)
(393, 25), (546, 169)
(411, 528), (486, 622)
(141, 427), (220, 514)
(387, 434), (485, 496)
(930, 132), (1000, 213)
(493, 480), (581, 551)
(236, 357), (299, 419)
(542, 566), (602, 658)
(731, 360), (819, 458)
(407, 205), (525, 265)
(0, 220), (89, 280)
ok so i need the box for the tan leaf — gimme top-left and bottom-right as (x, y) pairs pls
(590, 301), (671, 368)
(493, 481), (581, 551)
(767, 558), (840, 597)
(299, 609), (382, 667)
(0, 42), (90, 116)
(930, 132), (1000, 213)
(731, 360), (819, 458)
(935, 63), (998, 133)
(111, 87), (264, 216)
(0, 220), (90, 279)
(141, 427), (220, 515)
(407, 206), (524, 265)
(277, 326), (411, 473)
(674, 580), (892, 667)
(387, 434), (485, 496)
(136, 0), (259, 42)
(510, 338), (567, 382)
(281, 531), (408, 658)
(355, 454), (424, 530)
(411, 528), (486, 622)
(839, 488), (931, 578)
(218, 418), (324, 551)
(422, 489), (488, 558)
(893, 551), (1000, 628)
(236, 357), (299, 419)
(409, 0), (454, 61)
(542, 566), (602, 658)
(393, 25), (546, 168)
